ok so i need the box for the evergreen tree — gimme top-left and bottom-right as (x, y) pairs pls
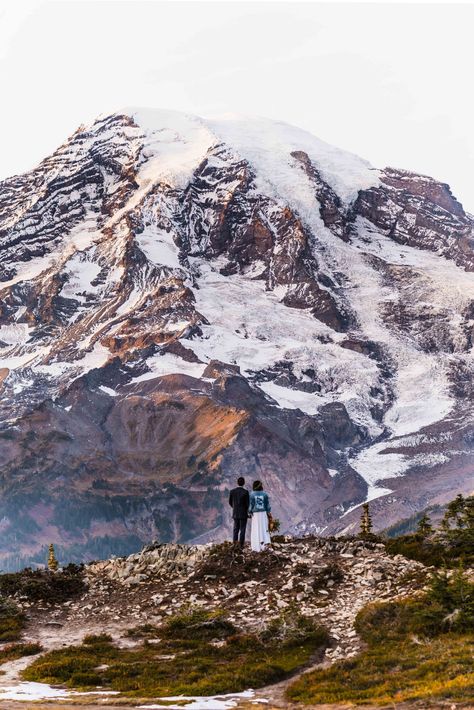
(416, 512), (433, 538)
(359, 503), (373, 537)
(442, 494), (466, 530)
(47, 544), (59, 572)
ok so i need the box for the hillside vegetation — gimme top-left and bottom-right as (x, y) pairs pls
(287, 496), (474, 705)
(384, 494), (473, 568)
(287, 569), (474, 705)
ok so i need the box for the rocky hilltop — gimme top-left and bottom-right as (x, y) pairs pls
(0, 538), (430, 707)
(0, 109), (473, 567)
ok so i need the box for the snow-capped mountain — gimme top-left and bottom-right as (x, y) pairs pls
(0, 108), (473, 568)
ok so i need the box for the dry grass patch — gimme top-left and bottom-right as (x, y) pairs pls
(0, 642), (43, 665)
(23, 607), (329, 698)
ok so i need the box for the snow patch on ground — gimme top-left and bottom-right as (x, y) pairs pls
(139, 689), (259, 710)
(342, 484), (393, 518)
(350, 441), (451, 487)
(0, 681), (119, 701)
(99, 385), (118, 396)
(260, 381), (328, 415)
(60, 249), (102, 303)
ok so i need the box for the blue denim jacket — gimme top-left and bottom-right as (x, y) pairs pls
(248, 491), (271, 514)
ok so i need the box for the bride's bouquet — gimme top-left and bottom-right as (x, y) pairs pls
(268, 513), (281, 533)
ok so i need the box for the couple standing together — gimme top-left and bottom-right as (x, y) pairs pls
(228, 477), (272, 552)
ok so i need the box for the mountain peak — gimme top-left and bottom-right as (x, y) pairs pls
(0, 108), (472, 567)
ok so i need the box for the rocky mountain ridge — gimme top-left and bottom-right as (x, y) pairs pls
(0, 108), (473, 567)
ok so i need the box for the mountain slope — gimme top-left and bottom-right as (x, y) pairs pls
(0, 109), (473, 568)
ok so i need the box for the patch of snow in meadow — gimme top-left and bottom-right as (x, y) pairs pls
(139, 689), (260, 710)
(0, 681), (119, 701)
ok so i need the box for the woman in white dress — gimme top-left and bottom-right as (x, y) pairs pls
(248, 480), (271, 552)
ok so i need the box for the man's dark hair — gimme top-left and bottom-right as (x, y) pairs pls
(253, 480), (263, 491)
(237, 477), (245, 486)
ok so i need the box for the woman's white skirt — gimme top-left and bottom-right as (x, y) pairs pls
(250, 511), (271, 552)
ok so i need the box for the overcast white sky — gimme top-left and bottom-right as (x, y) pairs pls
(0, 0), (472, 209)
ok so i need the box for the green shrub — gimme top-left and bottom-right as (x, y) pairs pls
(0, 564), (86, 603)
(83, 634), (113, 645)
(125, 624), (158, 638)
(356, 569), (474, 641)
(287, 635), (474, 705)
(0, 597), (25, 641)
(384, 495), (474, 568)
(162, 607), (236, 641)
(0, 642), (42, 664)
(70, 671), (105, 687)
(384, 535), (450, 567)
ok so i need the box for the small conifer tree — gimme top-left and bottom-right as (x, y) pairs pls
(359, 503), (373, 537)
(416, 512), (433, 538)
(47, 543), (59, 572)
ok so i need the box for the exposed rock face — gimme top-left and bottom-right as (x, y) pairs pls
(352, 167), (474, 269)
(0, 109), (473, 567)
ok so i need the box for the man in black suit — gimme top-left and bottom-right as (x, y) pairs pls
(229, 477), (250, 547)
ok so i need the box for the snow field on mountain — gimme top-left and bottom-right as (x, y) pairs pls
(134, 352), (206, 382)
(194, 119), (462, 492)
(183, 258), (383, 435)
(60, 248), (102, 303)
(207, 114), (379, 206)
(135, 221), (182, 269)
(128, 108), (216, 190)
(0, 323), (30, 345)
